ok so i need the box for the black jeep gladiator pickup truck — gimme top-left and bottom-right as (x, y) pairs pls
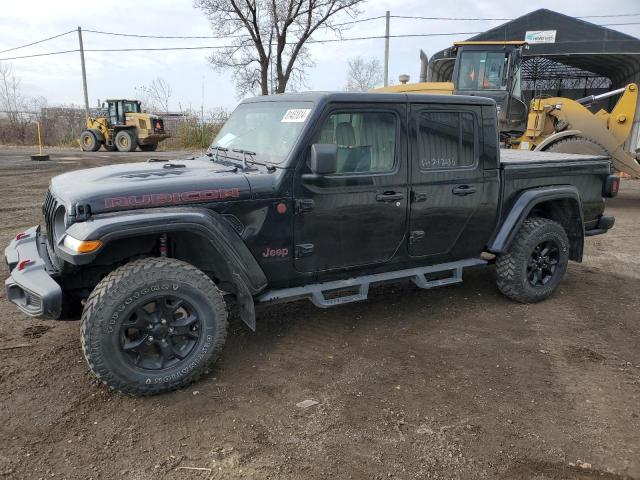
(5, 92), (618, 395)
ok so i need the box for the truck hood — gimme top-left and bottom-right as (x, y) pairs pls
(49, 157), (254, 217)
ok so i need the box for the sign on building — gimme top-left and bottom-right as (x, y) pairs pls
(525, 30), (557, 44)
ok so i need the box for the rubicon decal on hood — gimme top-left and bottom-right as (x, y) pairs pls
(104, 188), (241, 210)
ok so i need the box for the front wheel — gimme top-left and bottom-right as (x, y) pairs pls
(80, 130), (100, 152)
(496, 217), (569, 303)
(81, 258), (228, 395)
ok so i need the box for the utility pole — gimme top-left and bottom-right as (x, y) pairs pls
(201, 75), (205, 149)
(383, 11), (390, 87)
(77, 27), (90, 120)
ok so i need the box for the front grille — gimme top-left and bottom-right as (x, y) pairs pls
(24, 291), (43, 310)
(42, 188), (58, 249)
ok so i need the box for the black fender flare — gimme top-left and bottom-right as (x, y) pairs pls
(487, 186), (584, 256)
(60, 207), (268, 330)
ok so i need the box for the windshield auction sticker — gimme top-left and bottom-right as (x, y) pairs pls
(281, 109), (311, 123)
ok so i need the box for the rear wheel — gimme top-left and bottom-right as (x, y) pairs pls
(114, 129), (137, 152)
(139, 144), (158, 152)
(544, 137), (608, 156)
(496, 217), (569, 303)
(80, 130), (100, 152)
(81, 258), (228, 395)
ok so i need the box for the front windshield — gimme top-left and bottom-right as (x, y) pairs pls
(124, 101), (140, 113)
(457, 51), (508, 91)
(210, 101), (314, 164)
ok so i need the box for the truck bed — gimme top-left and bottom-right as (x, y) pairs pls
(498, 149), (612, 232)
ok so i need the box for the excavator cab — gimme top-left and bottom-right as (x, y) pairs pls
(451, 41), (528, 139)
(106, 99), (141, 126)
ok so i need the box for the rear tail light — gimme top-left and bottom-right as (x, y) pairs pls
(15, 232), (28, 240)
(603, 175), (620, 198)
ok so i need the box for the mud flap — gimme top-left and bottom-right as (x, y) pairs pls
(233, 273), (256, 331)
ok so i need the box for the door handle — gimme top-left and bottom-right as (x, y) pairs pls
(452, 185), (477, 196)
(376, 192), (404, 202)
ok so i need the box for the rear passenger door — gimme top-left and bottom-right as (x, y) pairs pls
(408, 105), (485, 260)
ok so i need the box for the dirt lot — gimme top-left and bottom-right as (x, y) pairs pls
(0, 147), (639, 480)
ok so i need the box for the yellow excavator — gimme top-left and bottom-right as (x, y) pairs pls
(374, 41), (640, 177)
(80, 99), (169, 152)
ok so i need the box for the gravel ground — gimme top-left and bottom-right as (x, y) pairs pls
(0, 147), (639, 480)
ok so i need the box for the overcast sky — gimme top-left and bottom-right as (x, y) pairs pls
(2, 0), (640, 113)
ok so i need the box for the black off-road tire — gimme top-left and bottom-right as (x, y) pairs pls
(496, 217), (569, 303)
(104, 143), (117, 152)
(139, 144), (158, 152)
(80, 258), (228, 396)
(80, 130), (100, 152)
(114, 129), (137, 152)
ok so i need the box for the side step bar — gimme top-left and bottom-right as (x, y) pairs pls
(257, 258), (487, 308)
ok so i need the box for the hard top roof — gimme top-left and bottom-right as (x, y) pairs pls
(241, 91), (496, 106)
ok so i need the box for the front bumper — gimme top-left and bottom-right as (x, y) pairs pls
(139, 132), (169, 144)
(4, 226), (62, 318)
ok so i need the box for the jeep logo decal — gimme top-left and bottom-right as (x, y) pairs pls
(262, 247), (289, 258)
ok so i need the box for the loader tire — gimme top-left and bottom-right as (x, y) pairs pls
(114, 129), (137, 152)
(80, 130), (100, 152)
(544, 137), (608, 156)
(81, 258), (228, 396)
(496, 217), (569, 304)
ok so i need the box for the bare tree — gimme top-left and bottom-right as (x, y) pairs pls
(194, 0), (366, 96)
(0, 63), (26, 124)
(134, 77), (172, 113)
(345, 56), (382, 92)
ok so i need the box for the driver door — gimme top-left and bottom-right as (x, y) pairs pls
(293, 103), (408, 273)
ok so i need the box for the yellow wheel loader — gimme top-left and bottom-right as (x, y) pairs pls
(80, 99), (169, 153)
(374, 42), (640, 178)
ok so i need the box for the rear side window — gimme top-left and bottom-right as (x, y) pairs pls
(417, 111), (476, 170)
(318, 111), (396, 174)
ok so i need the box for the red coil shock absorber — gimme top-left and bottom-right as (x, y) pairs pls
(159, 233), (168, 257)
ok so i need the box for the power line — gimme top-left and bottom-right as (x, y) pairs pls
(581, 12), (640, 18)
(0, 30), (75, 55)
(0, 30), (490, 61)
(2, 12), (640, 53)
(391, 13), (640, 21)
(0, 49), (79, 61)
(82, 15), (386, 40)
(391, 15), (510, 21)
(83, 29), (246, 40)
(3, 15), (640, 62)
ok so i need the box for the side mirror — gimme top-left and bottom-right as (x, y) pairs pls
(310, 144), (337, 175)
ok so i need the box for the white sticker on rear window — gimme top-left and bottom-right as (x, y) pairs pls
(281, 109), (311, 123)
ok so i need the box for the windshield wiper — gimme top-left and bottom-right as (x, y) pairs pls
(230, 148), (284, 172)
(207, 146), (244, 169)
(208, 145), (230, 161)
(231, 148), (256, 170)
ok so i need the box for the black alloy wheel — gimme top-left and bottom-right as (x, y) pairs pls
(119, 295), (201, 370)
(527, 240), (560, 287)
